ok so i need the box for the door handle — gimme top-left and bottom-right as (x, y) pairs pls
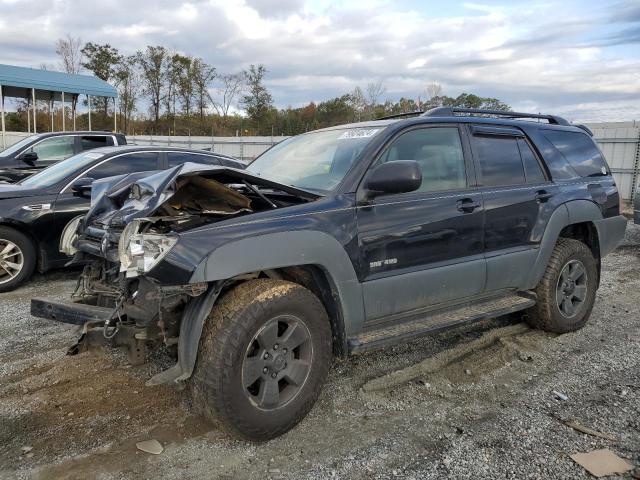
(456, 198), (481, 213)
(535, 190), (553, 203)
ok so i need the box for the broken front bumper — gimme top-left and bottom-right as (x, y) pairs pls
(31, 297), (113, 325)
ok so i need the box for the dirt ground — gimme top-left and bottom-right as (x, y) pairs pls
(1, 223), (639, 480)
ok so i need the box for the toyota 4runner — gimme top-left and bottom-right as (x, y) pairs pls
(32, 108), (627, 441)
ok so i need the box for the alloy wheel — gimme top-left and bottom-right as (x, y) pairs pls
(556, 259), (588, 318)
(0, 240), (24, 285)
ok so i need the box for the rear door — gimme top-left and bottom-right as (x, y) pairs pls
(357, 124), (485, 322)
(50, 152), (161, 262)
(28, 135), (77, 169)
(468, 125), (556, 291)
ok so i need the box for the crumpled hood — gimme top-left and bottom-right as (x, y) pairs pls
(82, 162), (318, 231)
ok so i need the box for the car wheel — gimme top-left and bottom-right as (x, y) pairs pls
(190, 278), (332, 441)
(0, 227), (37, 293)
(526, 238), (598, 333)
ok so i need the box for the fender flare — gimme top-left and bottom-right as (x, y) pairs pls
(524, 200), (603, 289)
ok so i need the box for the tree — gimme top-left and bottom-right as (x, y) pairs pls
(114, 55), (140, 134)
(81, 42), (121, 116)
(365, 81), (386, 109)
(56, 35), (83, 74)
(240, 64), (274, 132)
(192, 58), (216, 128)
(137, 46), (167, 133)
(348, 86), (366, 121)
(213, 73), (244, 128)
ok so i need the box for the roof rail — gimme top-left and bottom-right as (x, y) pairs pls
(378, 110), (425, 120)
(421, 107), (571, 126)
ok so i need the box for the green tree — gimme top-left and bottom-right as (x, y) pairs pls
(114, 55), (140, 134)
(136, 46), (167, 133)
(81, 42), (121, 117)
(240, 64), (274, 133)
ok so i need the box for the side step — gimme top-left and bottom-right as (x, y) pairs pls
(348, 293), (535, 354)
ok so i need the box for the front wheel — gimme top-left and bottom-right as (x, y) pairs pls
(190, 279), (333, 441)
(526, 238), (598, 333)
(0, 227), (36, 293)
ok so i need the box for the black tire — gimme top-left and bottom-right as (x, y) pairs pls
(190, 279), (333, 441)
(526, 238), (598, 333)
(0, 226), (36, 293)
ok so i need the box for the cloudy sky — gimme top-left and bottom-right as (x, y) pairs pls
(1, 0), (639, 122)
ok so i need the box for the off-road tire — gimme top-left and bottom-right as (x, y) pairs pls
(526, 238), (597, 333)
(0, 226), (36, 293)
(190, 279), (332, 441)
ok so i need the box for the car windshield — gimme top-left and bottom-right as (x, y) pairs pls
(0, 135), (41, 157)
(20, 151), (105, 188)
(246, 127), (384, 191)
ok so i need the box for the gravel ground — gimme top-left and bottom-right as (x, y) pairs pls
(1, 223), (639, 480)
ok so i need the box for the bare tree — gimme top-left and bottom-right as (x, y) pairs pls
(349, 86), (366, 121)
(55, 35), (83, 124)
(425, 82), (443, 100)
(365, 80), (386, 108)
(56, 35), (83, 74)
(114, 55), (140, 134)
(192, 58), (216, 128)
(212, 73), (244, 127)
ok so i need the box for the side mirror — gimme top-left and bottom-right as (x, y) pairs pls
(71, 177), (94, 197)
(364, 160), (422, 197)
(20, 151), (38, 165)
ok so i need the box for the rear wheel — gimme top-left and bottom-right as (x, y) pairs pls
(0, 227), (36, 292)
(190, 279), (332, 441)
(526, 238), (597, 333)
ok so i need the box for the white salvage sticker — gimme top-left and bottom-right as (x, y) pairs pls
(85, 152), (104, 159)
(338, 128), (380, 140)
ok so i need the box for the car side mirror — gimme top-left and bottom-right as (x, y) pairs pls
(71, 177), (94, 197)
(20, 151), (38, 165)
(364, 160), (422, 198)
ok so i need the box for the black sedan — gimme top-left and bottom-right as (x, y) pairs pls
(0, 146), (243, 292)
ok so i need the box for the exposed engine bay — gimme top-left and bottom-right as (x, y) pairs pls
(57, 163), (319, 378)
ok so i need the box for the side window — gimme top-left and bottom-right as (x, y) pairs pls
(167, 152), (220, 167)
(517, 138), (546, 183)
(87, 153), (158, 180)
(30, 136), (75, 162)
(80, 136), (112, 151)
(377, 127), (466, 192)
(542, 130), (607, 177)
(473, 135), (525, 186)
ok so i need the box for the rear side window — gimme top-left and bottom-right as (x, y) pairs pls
(517, 138), (546, 183)
(473, 135), (525, 186)
(80, 136), (112, 150)
(542, 130), (607, 177)
(87, 152), (158, 180)
(167, 152), (220, 167)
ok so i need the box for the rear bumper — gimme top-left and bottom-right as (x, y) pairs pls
(31, 297), (112, 325)
(594, 215), (627, 257)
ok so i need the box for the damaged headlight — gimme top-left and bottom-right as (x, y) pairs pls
(59, 215), (85, 256)
(118, 220), (177, 277)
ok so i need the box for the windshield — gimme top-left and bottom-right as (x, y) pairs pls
(246, 127), (384, 191)
(0, 135), (40, 157)
(20, 151), (104, 188)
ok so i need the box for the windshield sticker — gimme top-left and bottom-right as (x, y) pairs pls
(338, 129), (379, 140)
(86, 152), (104, 159)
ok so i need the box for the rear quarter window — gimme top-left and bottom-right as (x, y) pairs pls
(542, 130), (608, 177)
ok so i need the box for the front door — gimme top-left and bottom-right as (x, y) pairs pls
(357, 125), (485, 322)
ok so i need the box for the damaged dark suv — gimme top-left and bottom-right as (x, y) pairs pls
(32, 108), (627, 441)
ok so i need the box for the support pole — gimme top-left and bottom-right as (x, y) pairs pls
(73, 95), (76, 131)
(61, 92), (65, 132)
(27, 96), (31, 133)
(0, 84), (5, 149)
(50, 98), (53, 131)
(32, 88), (37, 134)
(113, 97), (117, 132)
(88, 94), (92, 131)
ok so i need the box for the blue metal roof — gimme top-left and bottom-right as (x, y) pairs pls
(0, 64), (116, 98)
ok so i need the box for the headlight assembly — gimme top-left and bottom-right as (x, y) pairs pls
(118, 221), (177, 277)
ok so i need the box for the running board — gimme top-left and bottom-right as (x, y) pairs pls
(348, 293), (535, 354)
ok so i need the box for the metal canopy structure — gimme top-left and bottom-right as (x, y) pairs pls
(0, 64), (118, 148)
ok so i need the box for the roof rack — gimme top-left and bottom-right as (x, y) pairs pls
(421, 107), (570, 126)
(378, 110), (425, 120)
